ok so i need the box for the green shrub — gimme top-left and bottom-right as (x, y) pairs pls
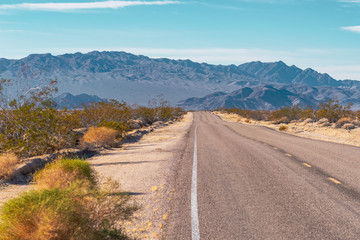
(1, 157), (136, 240)
(98, 121), (129, 137)
(0, 105), (79, 157)
(0, 79), (80, 157)
(33, 157), (96, 190)
(315, 99), (352, 123)
(0, 185), (131, 240)
(81, 100), (133, 127)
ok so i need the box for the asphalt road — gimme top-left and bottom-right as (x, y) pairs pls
(165, 112), (360, 240)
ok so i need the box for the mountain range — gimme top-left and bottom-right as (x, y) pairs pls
(179, 84), (360, 110)
(52, 93), (105, 109)
(0, 51), (359, 110)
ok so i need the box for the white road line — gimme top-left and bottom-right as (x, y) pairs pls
(191, 126), (200, 240)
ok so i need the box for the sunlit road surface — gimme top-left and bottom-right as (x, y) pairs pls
(166, 112), (360, 239)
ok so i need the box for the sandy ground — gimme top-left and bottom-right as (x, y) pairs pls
(0, 113), (193, 240)
(88, 113), (193, 239)
(0, 183), (32, 209)
(214, 111), (360, 148)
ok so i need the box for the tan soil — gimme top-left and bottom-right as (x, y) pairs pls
(0, 113), (193, 240)
(214, 111), (360, 147)
(88, 113), (193, 239)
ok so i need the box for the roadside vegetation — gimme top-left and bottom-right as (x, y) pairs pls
(0, 79), (183, 180)
(219, 99), (360, 129)
(0, 78), (183, 238)
(0, 157), (137, 240)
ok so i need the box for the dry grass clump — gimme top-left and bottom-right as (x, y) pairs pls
(33, 157), (96, 190)
(279, 125), (288, 131)
(0, 153), (18, 180)
(335, 117), (353, 128)
(0, 184), (133, 240)
(0, 157), (137, 240)
(81, 126), (118, 148)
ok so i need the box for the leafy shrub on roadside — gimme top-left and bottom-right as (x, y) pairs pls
(0, 153), (18, 180)
(316, 99), (352, 123)
(81, 127), (118, 148)
(0, 79), (183, 157)
(81, 100), (133, 128)
(0, 105), (79, 157)
(0, 79), (80, 157)
(33, 157), (96, 190)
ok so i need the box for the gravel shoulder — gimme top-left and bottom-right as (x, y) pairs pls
(0, 113), (193, 240)
(214, 112), (360, 148)
(88, 113), (193, 239)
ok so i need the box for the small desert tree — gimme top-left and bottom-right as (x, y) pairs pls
(0, 79), (79, 157)
(315, 99), (352, 123)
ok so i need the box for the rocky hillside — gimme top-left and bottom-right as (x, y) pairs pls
(0, 51), (359, 107)
(178, 84), (360, 110)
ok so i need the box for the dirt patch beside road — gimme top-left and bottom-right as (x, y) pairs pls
(88, 113), (193, 239)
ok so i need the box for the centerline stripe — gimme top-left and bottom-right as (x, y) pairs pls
(191, 125), (200, 240)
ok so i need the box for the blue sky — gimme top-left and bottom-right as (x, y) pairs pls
(0, 0), (360, 80)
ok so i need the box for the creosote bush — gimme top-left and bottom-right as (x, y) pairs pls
(0, 153), (18, 180)
(0, 79), (183, 158)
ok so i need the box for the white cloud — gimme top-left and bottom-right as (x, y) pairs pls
(0, 1), (179, 11)
(342, 26), (360, 33)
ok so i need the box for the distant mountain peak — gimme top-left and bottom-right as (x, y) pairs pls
(0, 50), (359, 106)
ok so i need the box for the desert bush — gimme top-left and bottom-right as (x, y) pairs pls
(0, 79), (80, 157)
(273, 116), (290, 124)
(33, 157), (96, 190)
(0, 156), (137, 240)
(0, 105), (80, 157)
(81, 127), (118, 148)
(0, 153), (18, 180)
(315, 99), (352, 123)
(81, 100), (133, 128)
(335, 117), (353, 128)
(279, 125), (288, 131)
(98, 121), (129, 138)
(0, 79), (182, 157)
(0, 184), (133, 240)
